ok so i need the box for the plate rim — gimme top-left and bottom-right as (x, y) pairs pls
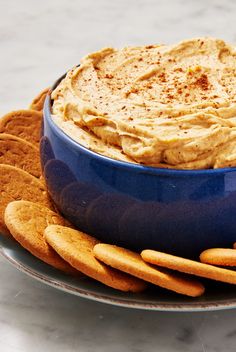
(1, 241), (236, 312)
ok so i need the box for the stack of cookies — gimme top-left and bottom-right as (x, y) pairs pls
(1, 89), (236, 298)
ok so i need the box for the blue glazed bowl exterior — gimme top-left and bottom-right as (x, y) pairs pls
(41, 80), (236, 259)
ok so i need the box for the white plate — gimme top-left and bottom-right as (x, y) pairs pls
(1, 235), (236, 311)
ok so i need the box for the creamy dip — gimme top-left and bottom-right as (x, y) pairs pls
(52, 38), (236, 169)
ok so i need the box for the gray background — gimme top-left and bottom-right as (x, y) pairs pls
(1, 0), (236, 350)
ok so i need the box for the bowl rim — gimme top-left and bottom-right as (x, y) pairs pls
(43, 73), (236, 176)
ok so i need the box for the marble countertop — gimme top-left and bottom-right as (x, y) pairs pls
(1, 0), (236, 350)
(1, 256), (236, 352)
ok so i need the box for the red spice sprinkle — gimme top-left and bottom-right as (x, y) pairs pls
(174, 68), (183, 73)
(105, 73), (114, 79)
(194, 74), (209, 90)
(159, 73), (166, 82)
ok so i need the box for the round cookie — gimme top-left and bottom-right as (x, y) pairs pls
(200, 248), (236, 266)
(0, 133), (41, 178)
(30, 88), (50, 111)
(93, 244), (204, 297)
(141, 249), (236, 285)
(0, 164), (52, 236)
(4, 201), (77, 274)
(44, 225), (147, 293)
(0, 110), (43, 145)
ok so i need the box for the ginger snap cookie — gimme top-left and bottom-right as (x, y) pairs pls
(200, 248), (236, 266)
(93, 244), (204, 297)
(0, 133), (41, 178)
(0, 164), (52, 236)
(44, 225), (147, 292)
(141, 249), (236, 285)
(0, 110), (42, 145)
(4, 201), (77, 274)
(30, 88), (50, 111)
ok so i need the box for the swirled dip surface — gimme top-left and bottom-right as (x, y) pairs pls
(52, 38), (236, 169)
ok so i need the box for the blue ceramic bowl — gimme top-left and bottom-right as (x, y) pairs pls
(41, 75), (236, 259)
